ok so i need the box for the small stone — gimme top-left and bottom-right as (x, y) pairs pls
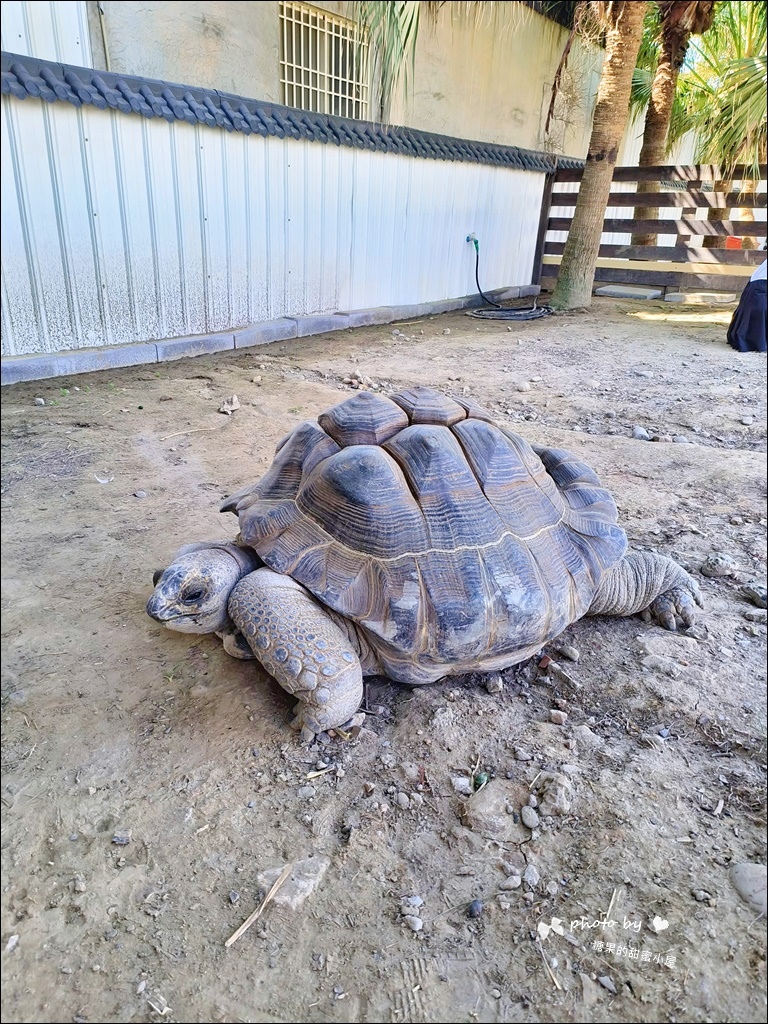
(297, 786), (316, 800)
(467, 900), (484, 918)
(701, 552), (739, 578)
(558, 645), (580, 662)
(6, 935), (19, 952)
(363, 781), (375, 795)
(672, 435), (690, 444)
(452, 776), (473, 796)
(743, 609), (767, 623)
(499, 874), (522, 890)
(252, 375), (262, 383)
(549, 709), (568, 725)
(632, 426), (651, 440)
(514, 748), (533, 761)
(218, 394), (240, 415)
(442, 329), (451, 335)
(521, 806), (540, 829)
(257, 857), (330, 909)
(523, 864), (541, 888)
(133, 490), (147, 499)
(34, 397), (45, 406)
(229, 890), (240, 904)
(485, 675), (503, 694)
(527, 794), (538, 808)
(642, 654), (682, 678)
(517, 382), (531, 392)
(729, 862), (767, 916)
(73, 874), (87, 893)
(111, 831), (131, 845)
(740, 416), (754, 426)
(741, 583), (767, 609)
(396, 792), (410, 810)
(492, 988), (502, 999)
(598, 976), (617, 995)
(404, 915), (423, 932)
(692, 889), (712, 903)
(535, 772), (574, 816)
(404, 895), (424, 909)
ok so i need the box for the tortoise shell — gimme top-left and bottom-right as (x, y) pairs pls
(221, 387), (626, 683)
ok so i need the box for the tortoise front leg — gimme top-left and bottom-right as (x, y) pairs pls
(228, 568), (363, 742)
(588, 552), (703, 631)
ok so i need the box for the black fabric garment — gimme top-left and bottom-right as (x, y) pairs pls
(727, 279), (767, 353)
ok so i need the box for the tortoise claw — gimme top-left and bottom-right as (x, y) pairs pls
(646, 586), (700, 632)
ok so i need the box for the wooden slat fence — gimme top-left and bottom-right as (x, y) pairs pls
(534, 164), (767, 295)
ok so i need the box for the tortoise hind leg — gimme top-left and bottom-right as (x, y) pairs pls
(588, 552), (703, 631)
(228, 568), (363, 742)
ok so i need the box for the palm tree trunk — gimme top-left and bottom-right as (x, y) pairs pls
(551, 2), (647, 311)
(631, 27), (687, 246)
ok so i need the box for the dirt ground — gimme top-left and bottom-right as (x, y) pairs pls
(1, 297), (766, 1024)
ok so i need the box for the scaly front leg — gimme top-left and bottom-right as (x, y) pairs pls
(228, 568), (364, 742)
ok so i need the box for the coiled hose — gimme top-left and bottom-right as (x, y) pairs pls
(465, 236), (552, 321)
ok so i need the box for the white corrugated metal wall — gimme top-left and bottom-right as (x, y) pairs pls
(1, 93), (545, 357)
(1, 0), (92, 66)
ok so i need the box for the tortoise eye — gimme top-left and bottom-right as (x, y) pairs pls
(183, 588), (204, 604)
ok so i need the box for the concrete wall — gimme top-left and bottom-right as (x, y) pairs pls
(80, 1), (598, 157)
(95, 0), (282, 102)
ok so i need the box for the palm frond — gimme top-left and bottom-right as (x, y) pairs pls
(354, 1), (423, 120)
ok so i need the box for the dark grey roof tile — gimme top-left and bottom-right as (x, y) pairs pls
(1, 51), (584, 172)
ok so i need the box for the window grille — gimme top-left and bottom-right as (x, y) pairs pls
(279, 1), (370, 120)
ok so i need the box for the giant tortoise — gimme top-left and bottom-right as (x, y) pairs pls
(147, 386), (702, 741)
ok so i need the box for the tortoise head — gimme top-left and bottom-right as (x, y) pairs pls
(147, 542), (261, 634)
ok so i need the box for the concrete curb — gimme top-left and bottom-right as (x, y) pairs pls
(1, 287), (540, 385)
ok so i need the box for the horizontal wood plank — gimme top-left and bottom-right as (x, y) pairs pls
(547, 217), (768, 236)
(553, 164), (767, 183)
(542, 266), (749, 291)
(543, 242), (766, 264)
(550, 190), (767, 208)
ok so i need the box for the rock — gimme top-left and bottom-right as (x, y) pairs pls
(133, 490), (147, 499)
(499, 874), (522, 890)
(743, 609), (767, 623)
(521, 806), (540, 829)
(403, 895), (424, 909)
(523, 864), (541, 888)
(396, 792), (410, 810)
(558, 646), (580, 662)
(740, 416), (754, 426)
(729, 862), (767, 916)
(517, 381), (531, 393)
(700, 552), (739, 578)
(73, 874), (87, 893)
(527, 794), (538, 808)
(535, 772), (574, 816)
(34, 397), (45, 406)
(467, 900), (483, 918)
(485, 675), (503, 694)
(598, 976), (617, 995)
(251, 375), (262, 383)
(257, 856), (330, 910)
(672, 435), (690, 444)
(502, 853), (526, 875)
(297, 785), (316, 800)
(452, 776), (473, 796)
(632, 426), (651, 440)
(514, 748), (533, 761)
(641, 654), (682, 678)
(404, 915), (423, 932)
(460, 780), (528, 841)
(741, 582), (767, 609)
(549, 709), (568, 725)
(692, 889), (713, 903)
(218, 395), (240, 415)
(442, 329), (451, 335)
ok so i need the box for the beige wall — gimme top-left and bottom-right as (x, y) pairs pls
(94, 0), (282, 101)
(89, 1), (600, 157)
